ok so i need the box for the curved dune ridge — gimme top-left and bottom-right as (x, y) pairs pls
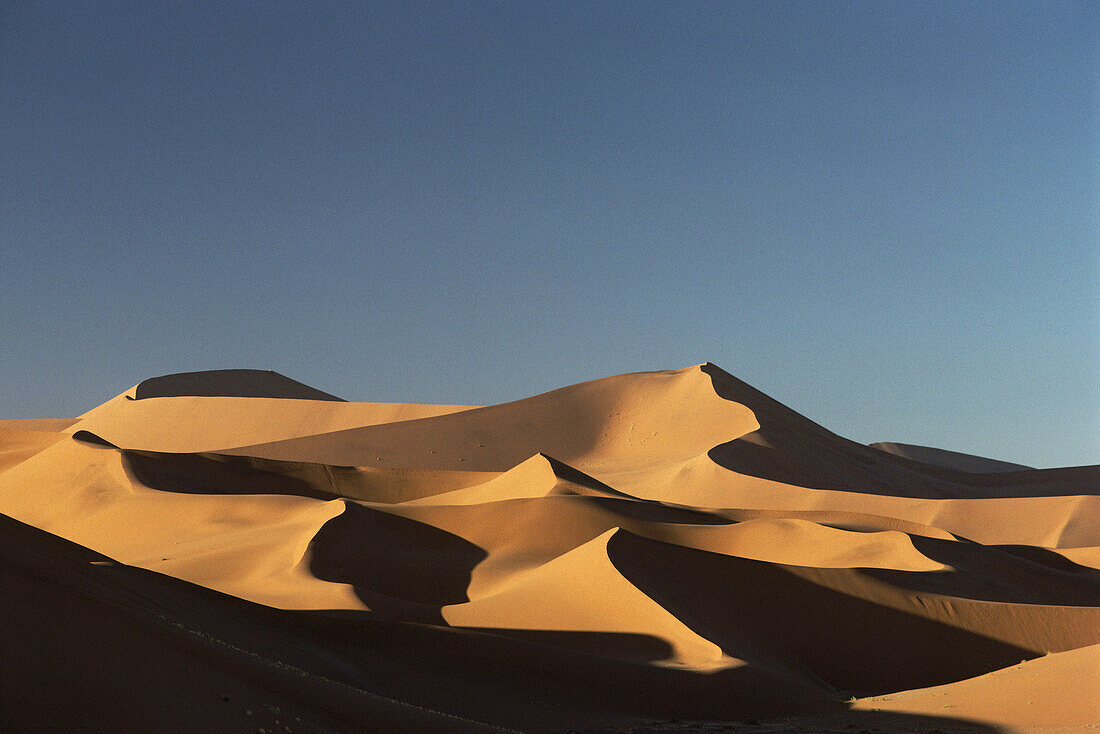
(2, 364), (1098, 733)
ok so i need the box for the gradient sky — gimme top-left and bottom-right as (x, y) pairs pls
(2, 1), (1097, 467)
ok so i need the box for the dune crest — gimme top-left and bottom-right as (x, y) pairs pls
(132, 368), (347, 401)
(3, 364), (1097, 733)
(870, 441), (1035, 473)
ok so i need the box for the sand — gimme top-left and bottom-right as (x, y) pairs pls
(2, 364), (1097, 733)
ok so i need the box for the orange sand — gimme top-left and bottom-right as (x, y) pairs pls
(2, 365), (1097, 732)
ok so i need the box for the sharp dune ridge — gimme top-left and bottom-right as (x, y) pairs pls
(2, 364), (1098, 733)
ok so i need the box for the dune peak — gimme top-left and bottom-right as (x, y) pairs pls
(130, 369), (345, 401)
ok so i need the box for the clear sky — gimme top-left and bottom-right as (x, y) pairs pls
(2, 1), (1097, 467)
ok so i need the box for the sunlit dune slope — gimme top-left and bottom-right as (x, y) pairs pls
(2, 363), (1097, 733)
(219, 364), (761, 471)
(74, 368), (477, 453)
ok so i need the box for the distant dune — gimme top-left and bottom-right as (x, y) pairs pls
(132, 368), (348, 401)
(2, 365), (1097, 733)
(869, 442), (1034, 473)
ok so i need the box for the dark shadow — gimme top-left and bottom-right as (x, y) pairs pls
(701, 363), (876, 464)
(292, 615), (1006, 732)
(581, 495), (732, 526)
(75, 429), (405, 503)
(132, 369), (345, 401)
(72, 429), (119, 447)
(860, 534), (1100, 606)
(292, 612), (844, 727)
(544, 453), (637, 497)
(605, 528), (1040, 696)
(866, 445), (1100, 494)
(869, 441), (1032, 472)
(75, 435), (495, 626)
(0, 512), (1008, 734)
(543, 454), (733, 525)
(701, 364), (942, 497)
(0, 512), (500, 734)
(121, 447), (344, 501)
(596, 710), (1003, 733)
(701, 363), (1100, 498)
(82, 429), (738, 522)
(709, 433), (1100, 498)
(459, 627), (676, 664)
(997, 542), (1098, 572)
(307, 503), (488, 625)
(708, 432), (893, 493)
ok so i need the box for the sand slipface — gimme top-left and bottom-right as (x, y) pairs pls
(2, 365), (1098, 733)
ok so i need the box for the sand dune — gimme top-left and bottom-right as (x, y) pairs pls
(3, 364), (1097, 732)
(74, 369), (476, 454)
(219, 364), (760, 471)
(852, 643), (1100, 731)
(870, 441), (1035, 473)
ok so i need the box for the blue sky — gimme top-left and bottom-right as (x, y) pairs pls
(2, 1), (1096, 467)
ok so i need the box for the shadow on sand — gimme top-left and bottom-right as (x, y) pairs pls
(131, 369), (345, 401)
(701, 363), (1100, 498)
(308, 502), (487, 625)
(3, 512), (1016, 734)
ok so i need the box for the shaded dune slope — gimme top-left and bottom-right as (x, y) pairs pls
(870, 441), (1034, 473)
(3, 364), (1098, 733)
(133, 368), (347, 401)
